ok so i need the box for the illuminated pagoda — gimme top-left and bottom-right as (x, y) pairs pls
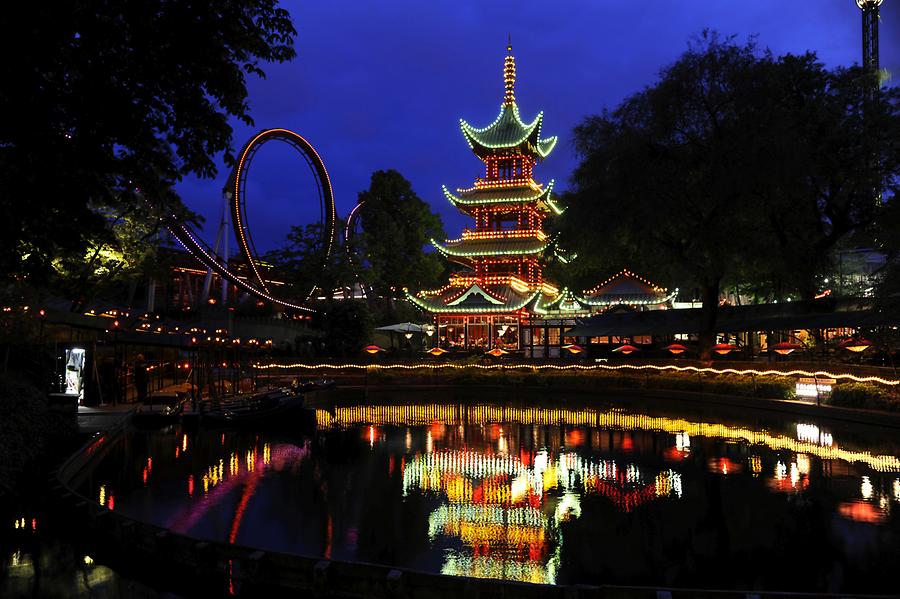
(407, 42), (562, 351)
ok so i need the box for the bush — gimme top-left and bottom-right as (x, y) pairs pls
(829, 383), (899, 412)
(0, 375), (73, 496)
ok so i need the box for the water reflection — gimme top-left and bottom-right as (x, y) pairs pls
(85, 399), (900, 592)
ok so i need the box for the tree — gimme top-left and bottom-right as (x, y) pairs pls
(0, 2), (296, 289)
(561, 32), (899, 359)
(313, 300), (374, 357)
(265, 220), (356, 301)
(357, 170), (447, 318)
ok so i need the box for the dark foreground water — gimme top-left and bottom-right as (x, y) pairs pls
(77, 393), (900, 594)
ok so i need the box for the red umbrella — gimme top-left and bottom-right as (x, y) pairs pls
(663, 343), (688, 355)
(770, 341), (803, 356)
(363, 344), (385, 355)
(612, 344), (639, 355)
(712, 343), (739, 355)
(427, 347), (449, 356)
(562, 343), (584, 354)
(485, 348), (508, 357)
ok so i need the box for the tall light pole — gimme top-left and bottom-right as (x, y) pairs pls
(857, 0), (883, 75)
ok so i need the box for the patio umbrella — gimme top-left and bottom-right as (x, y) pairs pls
(663, 343), (688, 355)
(770, 341), (803, 356)
(712, 343), (739, 355)
(839, 337), (873, 353)
(612, 344), (639, 355)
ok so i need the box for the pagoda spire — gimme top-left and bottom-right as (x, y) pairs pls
(503, 37), (516, 106)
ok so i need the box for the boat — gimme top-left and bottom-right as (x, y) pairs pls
(132, 391), (188, 428)
(293, 378), (337, 393)
(202, 388), (314, 427)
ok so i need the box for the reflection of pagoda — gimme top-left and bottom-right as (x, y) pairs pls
(407, 42), (561, 352)
(403, 447), (683, 585)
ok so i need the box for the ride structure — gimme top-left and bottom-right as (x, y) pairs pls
(857, 0), (883, 75)
(166, 128), (336, 313)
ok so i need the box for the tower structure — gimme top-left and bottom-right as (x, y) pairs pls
(857, 0), (883, 74)
(407, 43), (562, 350)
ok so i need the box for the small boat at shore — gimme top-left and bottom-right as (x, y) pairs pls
(132, 391), (188, 428)
(202, 388), (314, 427)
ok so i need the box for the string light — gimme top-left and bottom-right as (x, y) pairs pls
(256, 360), (900, 388)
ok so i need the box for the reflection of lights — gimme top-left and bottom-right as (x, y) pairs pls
(369, 426), (376, 449)
(796, 423), (833, 447)
(510, 472), (529, 503)
(796, 454), (810, 475)
(675, 432), (690, 451)
(319, 404), (900, 472)
(839, 501), (884, 523)
(894, 479), (900, 502)
(182, 434), (188, 453)
(426, 429), (433, 453)
(555, 491), (582, 521)
(655, 470), (683, 498)
(442, 549), (557, 585)
(99, 485), (106, 507)
(861, 476), (873, 499)
(750, 456), (762, 475)
(83, 555), (94, 565)
(790, 462), (800, 487)
(775, 461), (787, 480)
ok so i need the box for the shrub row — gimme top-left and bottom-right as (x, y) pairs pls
(366, 367), (797, 401)
(828, 383), (900, 412)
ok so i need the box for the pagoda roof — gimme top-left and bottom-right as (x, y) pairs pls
(431, 236), (550, 259)
(442, 180), (563, 214)
(460, 103), (557, 159)
(406, 282), (540, 314)
(578, 269), (675, 307)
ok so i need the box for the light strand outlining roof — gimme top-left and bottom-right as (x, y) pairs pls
(583, 269), (667, 296)
(406, 290), (541, 314)
(443, 180), (555, 207)
(431, 237), (551, 258)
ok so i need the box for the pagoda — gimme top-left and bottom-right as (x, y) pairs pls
(407, 42), (562, 351)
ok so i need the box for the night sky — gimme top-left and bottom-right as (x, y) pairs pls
(175, 0), (900, 254)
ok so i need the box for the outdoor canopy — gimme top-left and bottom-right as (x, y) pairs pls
(564, 299), (898, 338)
(375, 323), (427, 334)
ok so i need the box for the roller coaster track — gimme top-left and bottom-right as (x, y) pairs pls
(167, 128), (336, 313)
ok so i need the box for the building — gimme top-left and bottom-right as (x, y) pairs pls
(407, 45), (672, 357)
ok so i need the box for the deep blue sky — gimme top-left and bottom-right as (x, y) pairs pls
(176, 0), (900, 254)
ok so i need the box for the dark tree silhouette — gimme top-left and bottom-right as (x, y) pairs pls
(561, 32), (899, 359)
(0, 2), (296, 287)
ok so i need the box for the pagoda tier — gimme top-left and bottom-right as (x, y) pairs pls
(441, 181), (563, 217)
(460, 103), (557, 159)
(407, 274), (558, 315)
